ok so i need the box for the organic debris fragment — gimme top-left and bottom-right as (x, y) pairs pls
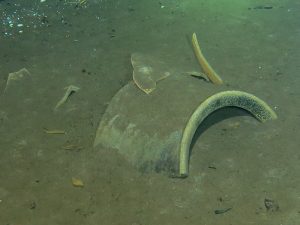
(43, 128), (66, 134)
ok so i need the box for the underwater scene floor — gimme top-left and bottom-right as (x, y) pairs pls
(0, 0), (299, 224)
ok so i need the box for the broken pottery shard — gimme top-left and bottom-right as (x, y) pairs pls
(94, 72), (277, 177)
(4, 68), (31, 93)
(132, 64), (156, 94)
(131, 53), (171, 94)
(54, 85), (80, 111)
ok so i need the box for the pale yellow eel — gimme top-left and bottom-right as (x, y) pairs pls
(192, 33), (223, 85)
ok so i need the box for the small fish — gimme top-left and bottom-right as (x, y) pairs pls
(214, 207), (232, 214)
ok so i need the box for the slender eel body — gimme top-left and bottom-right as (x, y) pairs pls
(192, 33), (223, 85)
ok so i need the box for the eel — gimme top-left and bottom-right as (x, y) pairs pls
(179, 90), (277, 177)
(192, 33), (223, 85)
